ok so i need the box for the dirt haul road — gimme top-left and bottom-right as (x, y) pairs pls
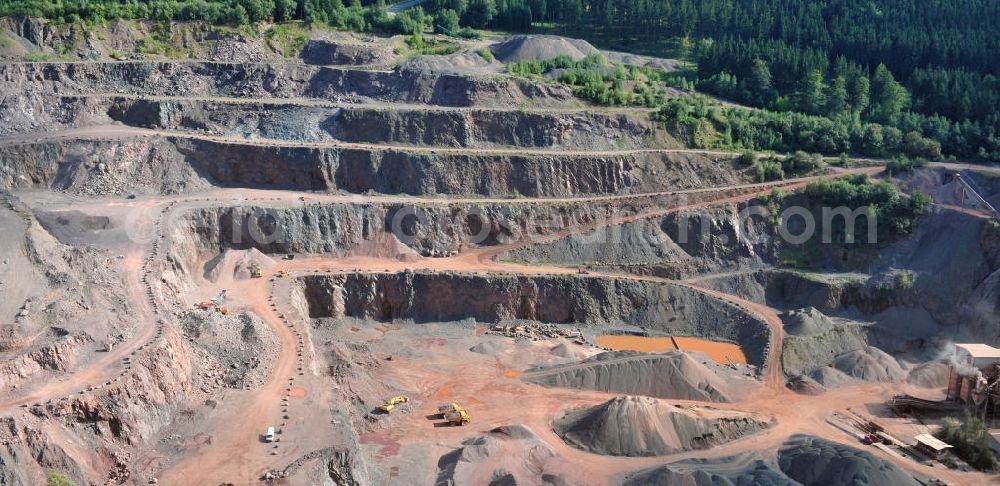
(0, 165), (869, 417)
(5, 157), (994, 483)
(0, 199), (165, 412)
(143, 165), (893, 482)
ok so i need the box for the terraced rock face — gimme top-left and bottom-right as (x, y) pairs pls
(521, 351), (735, 401)
(554, 396), (770, 456)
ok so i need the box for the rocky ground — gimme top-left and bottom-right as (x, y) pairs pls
(1, 14), (999, 486)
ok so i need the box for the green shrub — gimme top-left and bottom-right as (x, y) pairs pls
(738, 150), (759, 166)
(936, 416), (998, 471)
(781, 151), (823, 176)
(802, 175), (929, 244)
(47, 473), (74, 486)
(432, 9), (460, 34)
(886, 155), (929, 174)
(754, 159), (784, 182)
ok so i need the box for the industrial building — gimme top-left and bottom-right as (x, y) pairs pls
(947, 344), (1000, 417)
(914, 434), (953, 459)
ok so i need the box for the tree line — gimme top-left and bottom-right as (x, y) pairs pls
(5, 0), (998, 160)
(422, 0), (1000, 161)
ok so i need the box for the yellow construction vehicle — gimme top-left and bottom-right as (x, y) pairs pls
(437, 403), (464, 418)
(378, 396), (408, 413)
(250, 264), (262, 279)
(194, 302), (229, 315)
(276, 270), (289, 278)
(443, 409), (471, 426)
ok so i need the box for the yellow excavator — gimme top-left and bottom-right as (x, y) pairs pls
(378, 396), (408, 413)
(194, 301), (229, 315)
(276, 270), (289, 278)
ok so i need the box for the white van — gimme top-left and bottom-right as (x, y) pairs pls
(265, 427), (275, 443)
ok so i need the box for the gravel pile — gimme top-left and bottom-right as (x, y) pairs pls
(179, 310), (278, 390)
(202, 248), (277, 282)
(623, 434), (923, 485)
(829, 346), (906, 382)
(436, 424), (565, 486)
(490, 35), (599, 63)
(523, 351), (735, 402)
(778, 434), (921, 485)
(554, 396), (769, 456)
(624, 453), (796, 486)
(906, 361), (952, 388)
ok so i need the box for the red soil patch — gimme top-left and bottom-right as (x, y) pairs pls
(287, 387), (307, 398)
(359, 432), (401, 460)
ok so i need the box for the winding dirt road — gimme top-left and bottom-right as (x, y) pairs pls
(6, 154), (998, 483)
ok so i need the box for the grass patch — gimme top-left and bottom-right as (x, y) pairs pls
(23, 52), (61, 62)
(137, 23), (186, 57)
(48, 473), (75, 486)
(264, 23), (309, 58)
(474, 47), (494, 62)
(402, 33), (459, 57)
(507, 53), (695, 107)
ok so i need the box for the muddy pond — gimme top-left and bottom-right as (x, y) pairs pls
(595, 335), (748, 364)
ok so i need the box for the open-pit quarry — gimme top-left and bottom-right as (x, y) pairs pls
(2, 17), (1000, 486)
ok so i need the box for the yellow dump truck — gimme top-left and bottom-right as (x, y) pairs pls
(379, 396), (408, 413)
(437, 403), (463, 417)
(443, 409), (471, 426)
(250, 264), (262, 278)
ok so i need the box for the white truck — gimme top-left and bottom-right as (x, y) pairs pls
(265, 427), (275, 443)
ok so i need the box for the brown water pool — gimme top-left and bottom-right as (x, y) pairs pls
(595, 335), (747, 365)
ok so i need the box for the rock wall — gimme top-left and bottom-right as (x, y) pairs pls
(509, 202), (777, 278)
(300, 272), (771, 366)
(0, 138), (210, 195)
(0, 333), (94, 390)
(0, 326), (192, 485)
(0, 61), (574, 108)
(329, 107), (660, 150)
(300, 39), (392, 66)
(0, 135), (744, 196)
(167, 198), (644, 264)
(3, 94), (663, 150)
